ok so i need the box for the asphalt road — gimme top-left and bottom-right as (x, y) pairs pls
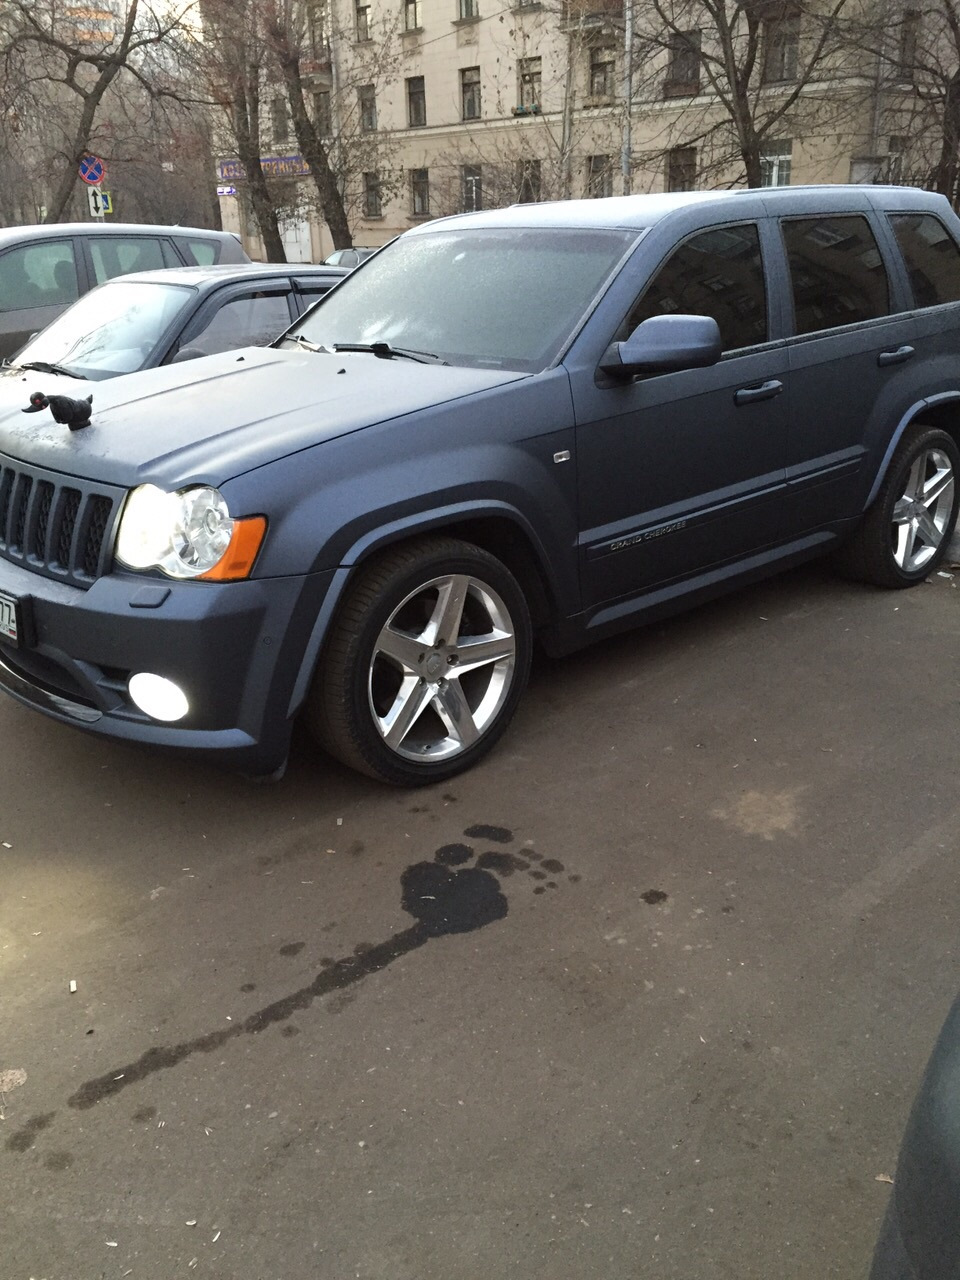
(2, 561), (959, 1280)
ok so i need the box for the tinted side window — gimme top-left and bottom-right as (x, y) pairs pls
(0, 241), (79, 312)
(178, 237), (220, 266)
(89, 236), (168, 284)
(183, 291), (293, 355)
(622, 224), (767, 351)
(782, 216), (889, 335)
(889, 213), (960, 308)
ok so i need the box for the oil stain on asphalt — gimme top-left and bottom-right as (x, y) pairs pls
(4, 825), (576, 1150)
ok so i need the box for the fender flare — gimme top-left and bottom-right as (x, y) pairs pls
(287, 499), (559, 715)
(863, 391), (960, 510)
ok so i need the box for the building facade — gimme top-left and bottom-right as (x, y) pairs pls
(218, 0), (909, 260)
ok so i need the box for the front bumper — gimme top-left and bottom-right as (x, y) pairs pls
(0, 555), (337, 773)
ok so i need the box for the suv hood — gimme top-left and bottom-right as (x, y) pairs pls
(0, 347), (524, 488)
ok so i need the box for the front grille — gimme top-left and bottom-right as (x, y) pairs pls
(0, 456), (124, 588)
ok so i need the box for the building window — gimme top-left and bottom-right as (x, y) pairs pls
(407, 75), (426, 126)
(355, 1), (370, 40)
(886, 134), (908, 181)
(359, 84), (377, 132)
(666, 145), (697, 191)
(309, 0), (329, 57)
(461, 164), (483, 211)
(897, 10), (920, 78)
(461, 66), (481, 119)
(664, 30), (701, 95)
(458, 0), (479, 17)
(516, 157), (541, 202)
(587, 154), (613, 197)
(312, 89), (331, 135)
(364, 171), (382, 218)
(760, 138), (792, 186)
(404, 0), (422, 29)
(270, 95), (289, 144)
(519, 56), (541, 108)
(762, 13), (799, 82)
(589, 46), (616, 97)
(411, 167), (430, 215)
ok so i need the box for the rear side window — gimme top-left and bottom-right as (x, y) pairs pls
(89, 236), (174, 284)
(178, 237), (220, 266)
(0, 241), (79, 312)
(621, 224), (767, 352)
(782, 216), (889, 335)
(889, 213), (960, 307)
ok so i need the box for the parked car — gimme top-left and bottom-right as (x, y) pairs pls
(871, 994), (960, 1278)
(322, 247), (378, 268)
(0, 185), (958, 784)
(1, 263), (349, 384)
(0, 222), (249, 361)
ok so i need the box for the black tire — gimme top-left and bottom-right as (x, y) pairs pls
(307, 536), (532, 785)
(835, 425), (960, 588)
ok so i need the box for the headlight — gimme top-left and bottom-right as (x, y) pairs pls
(116, 484), (265, 581)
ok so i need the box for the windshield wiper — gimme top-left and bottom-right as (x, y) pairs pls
(17, 359), (85, 380)
(332, 342), (447, 365)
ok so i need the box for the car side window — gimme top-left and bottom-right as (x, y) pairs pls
(889, 213), (960, 308)
(177, 238), (220, 267)
(619, 223), (767, 352)
(781, 216), (889, 335)
(89, 236), (170, 284)
(181, 291), (294, 356)
(0, 241), (79, 312)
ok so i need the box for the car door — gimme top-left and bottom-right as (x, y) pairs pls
(162, 284), (298, 362)
(774, 210), (920, 533)
(572, 220), (789, 610)
(0, 238), (82, 360)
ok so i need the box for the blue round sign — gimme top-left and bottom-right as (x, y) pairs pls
(79, 155), (105, 186)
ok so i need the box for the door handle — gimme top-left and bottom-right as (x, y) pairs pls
(734, 379), (783, 406)
(877, 345), (915, 367)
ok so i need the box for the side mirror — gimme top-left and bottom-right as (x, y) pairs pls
(600, 314), (722, 378)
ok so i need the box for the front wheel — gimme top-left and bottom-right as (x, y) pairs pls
(308, 537), (532, 785)
(836, 425), (960, 588)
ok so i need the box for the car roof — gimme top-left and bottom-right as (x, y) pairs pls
(0, 222), (242, 249)
(412, 185), (952, 235)
(85, 263), (352, 288)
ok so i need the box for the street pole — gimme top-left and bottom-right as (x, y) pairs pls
(621, 0), (633, 195)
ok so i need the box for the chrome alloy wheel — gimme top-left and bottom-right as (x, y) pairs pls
(368, 573), (517, 762)
(891, 446), (956, 573)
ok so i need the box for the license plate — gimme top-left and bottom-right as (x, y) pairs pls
(0, 590), (19, 645)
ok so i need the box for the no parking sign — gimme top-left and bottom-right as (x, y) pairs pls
(79, 154), (106, 185)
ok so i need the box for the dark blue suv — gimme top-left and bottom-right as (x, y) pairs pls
(0, 186), (957, 783)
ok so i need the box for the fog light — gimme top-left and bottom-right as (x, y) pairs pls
(128, 673), (189, 722)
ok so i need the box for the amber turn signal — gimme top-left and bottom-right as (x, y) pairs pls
(199, 515), (267, 581)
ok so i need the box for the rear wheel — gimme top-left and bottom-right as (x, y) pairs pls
(836, 426), (959, 588)
(308, 537), (532, 785)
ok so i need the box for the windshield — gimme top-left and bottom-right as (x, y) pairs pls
(12, 280), (194, 380)
(287, 226), (638, 372)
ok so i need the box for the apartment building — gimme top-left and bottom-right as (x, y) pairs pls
(218, 0), (905, 260)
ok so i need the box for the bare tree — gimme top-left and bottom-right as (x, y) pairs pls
(200, 0), (287, 259)
(626, 0), (852, 187)
(0, 0), (204, 222)
(259, 0), (406, 248)
(840, 0), (960, 205)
